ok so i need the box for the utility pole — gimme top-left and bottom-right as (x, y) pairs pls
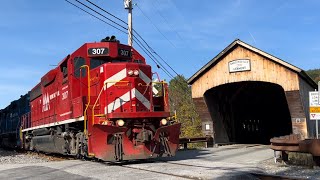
(124, 0), (133, 46)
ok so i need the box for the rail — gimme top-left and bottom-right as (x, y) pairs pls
(179, 136), (214, 149)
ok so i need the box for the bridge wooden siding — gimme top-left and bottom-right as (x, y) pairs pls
(188, 39), (317, 139)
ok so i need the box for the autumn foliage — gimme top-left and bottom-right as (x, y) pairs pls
(168, 75), (203, 138)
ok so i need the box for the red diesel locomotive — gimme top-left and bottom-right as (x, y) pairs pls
(14, 36), (181, 161)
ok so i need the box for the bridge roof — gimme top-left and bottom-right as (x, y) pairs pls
(187, 39), (317, 88)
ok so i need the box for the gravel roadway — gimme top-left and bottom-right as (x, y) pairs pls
(0, 145), (319, 179)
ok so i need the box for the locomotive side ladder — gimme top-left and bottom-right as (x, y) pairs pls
(80, 65), (90, 137)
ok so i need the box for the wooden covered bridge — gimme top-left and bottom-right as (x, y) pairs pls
(188, 39), (318, 144)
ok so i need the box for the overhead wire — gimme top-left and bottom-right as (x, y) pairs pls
(63, 2), (192, 105)
(65, 0), (185, 84)
(135, 4), (176, 48)
(131, 33), (175, 78)
(84, 0), (127, 25)
(73, 0), (128, 30)
(65, 0), (127, 34)
(152, 0), (187, 45)
(133, 37), (175, 79)
(134, 3), (189, 88)
(66, 0), (175, 79)
(132, 29), (179, 76)
(71, 0), (179, 78)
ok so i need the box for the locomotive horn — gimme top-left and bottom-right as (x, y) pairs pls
(110, 35), (116, 41)
(101, 36), (110, 42)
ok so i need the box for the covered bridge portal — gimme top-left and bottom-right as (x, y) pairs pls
(188, 40), (317, 144)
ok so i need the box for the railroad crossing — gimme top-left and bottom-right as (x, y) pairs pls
(2, 145), (317, 179)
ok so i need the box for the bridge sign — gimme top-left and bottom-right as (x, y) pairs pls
(310, 91), (320, 120)
(318, 81), (320, 103)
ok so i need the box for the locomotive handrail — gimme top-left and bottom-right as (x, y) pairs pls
(80, 65), (90, 137)
(152, 81), (168, 107)
(92, 81), (129, 124)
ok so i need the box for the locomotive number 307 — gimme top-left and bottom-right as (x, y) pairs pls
(92, 48), (105, 55)
(88, 47), (108, 56)
(118, 49), (131, 57)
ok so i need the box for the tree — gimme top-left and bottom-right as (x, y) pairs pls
(168, 75), (203, 138)
(306, 68), (320, 83)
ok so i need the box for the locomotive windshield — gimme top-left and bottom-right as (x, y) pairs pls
(90, 58), (129, 69)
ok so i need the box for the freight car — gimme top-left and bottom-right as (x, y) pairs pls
(0, 36), (181, 161)
(0, 93), (30, 148)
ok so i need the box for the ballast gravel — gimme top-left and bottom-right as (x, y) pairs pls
(0, 148), (51, 164)
(0, 147), (319, 179)
(258, 158), (320, 179)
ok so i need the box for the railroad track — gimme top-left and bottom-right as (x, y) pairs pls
(156, 160), (304, 180)
(102, 157), (305, 180)
(1, 147), (311, 179)
(13, 143), (266, 162)
(250, 172), (306, 180)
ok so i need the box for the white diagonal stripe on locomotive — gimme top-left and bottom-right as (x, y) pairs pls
(100, 65), (131, 114)
(106, 90), (131, 113)
(103, 68), (127, 90)
(132, 88), (151, 110)
(106, 88), (151, 113)
(104, 80), (151, 113)
(139, 69), (151, 84)
(132, 66), (152, 112)
(101, 64), (152, 114)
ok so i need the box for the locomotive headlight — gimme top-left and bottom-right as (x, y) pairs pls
(116, 119), (125, 127)
(128, 70), (133, 76)
(133, 70), (139, 76)
(160, 119), (167, 126)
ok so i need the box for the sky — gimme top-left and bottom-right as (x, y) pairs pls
(1, 0), (320, 109)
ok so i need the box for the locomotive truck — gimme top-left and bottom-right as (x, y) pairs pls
(0, 36), (181, 161)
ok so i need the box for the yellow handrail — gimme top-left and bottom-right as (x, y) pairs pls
(92, 84), (106, 124)
(152, 81), (168, 106)
(80, 65), (90, 137)
(91, 81), (129, 124)
(152, 81), (167, 84)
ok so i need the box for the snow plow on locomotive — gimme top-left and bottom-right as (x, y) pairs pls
(0, 36), (181, 161)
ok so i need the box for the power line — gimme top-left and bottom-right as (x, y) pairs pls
(153, 52), (179, 76)
(89, 0), (179, 77)
(132, 29), (179, 76)
(65, 0), (127, 34)
(135, 4), (177, 48)
(77, 0), (179, 77)
(151, 0), (186, 45)
(65, 0), (180, 80)
(73, 0), (128, 30)
(85, 0), (127, 25)
(66, 0), (174, 78)
(132, 34), (175, 78)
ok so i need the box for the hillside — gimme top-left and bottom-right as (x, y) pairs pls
(306, 68), (320, 83)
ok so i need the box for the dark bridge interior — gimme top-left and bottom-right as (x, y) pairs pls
(204, 81), (292, 144)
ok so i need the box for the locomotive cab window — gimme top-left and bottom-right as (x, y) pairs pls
(133, 59), (143, 64)
(74, 57), (86, 77)
(90, 58), (129, 70)
(90, 58), (107, 70)
(60, 60), (68, 77)
(112, 59), (129, 63)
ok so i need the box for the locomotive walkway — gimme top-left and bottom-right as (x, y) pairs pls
(0, 145), (318, 179)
